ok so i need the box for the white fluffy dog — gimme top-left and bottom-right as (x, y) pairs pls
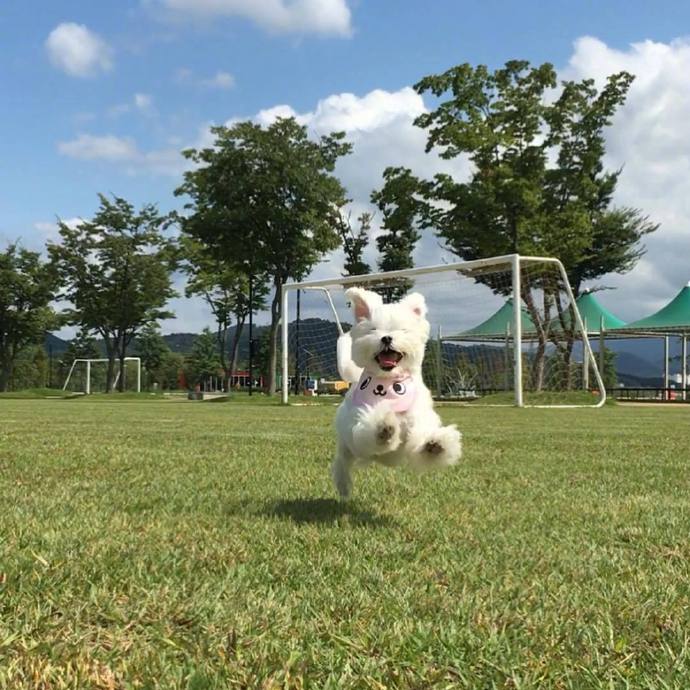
(332, 287), (462, 499)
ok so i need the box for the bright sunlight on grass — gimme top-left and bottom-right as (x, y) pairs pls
(1, 398), (689, 688)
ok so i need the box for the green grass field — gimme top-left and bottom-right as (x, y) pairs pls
(1, 398), (689, 689)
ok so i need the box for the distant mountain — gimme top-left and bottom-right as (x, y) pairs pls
(613, 351), (661, 382)
(44, 333), (69, 355)
(43, 321), (680, 389)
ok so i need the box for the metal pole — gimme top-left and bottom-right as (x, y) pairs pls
(582, 319), (589, 390)
(504, 324), (511, 391)
(248, 273), (253, 397)
(511, 255), (523, 407)
(62, 359), (77, 391)
(86, 360), (91, 395)
(435, 325), (443, 399)
(136, 358), (141, 393)
(294, 289), (301, 395)
(599, 315), (605, 390)
(582, 318), (589, 390)
(682, 335), (687, 402)
(281, 284), (289, 405)
(664, 335), (669, 401)
(48, 344), (53, 388)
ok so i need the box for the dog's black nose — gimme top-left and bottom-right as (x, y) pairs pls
(380, 336), (392, 346)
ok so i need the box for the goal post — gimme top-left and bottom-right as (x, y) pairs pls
(280, 254), (607, 408)
(62, 357), (142, 394)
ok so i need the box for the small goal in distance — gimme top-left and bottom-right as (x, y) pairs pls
(280, 254), (607, 408)
(62, 357), (142, 394)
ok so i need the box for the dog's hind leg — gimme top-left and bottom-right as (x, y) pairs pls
(332, 442), (355, 500)
(412, 424), (463, 469)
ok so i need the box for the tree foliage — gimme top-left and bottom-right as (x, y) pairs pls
(176, 117), (352, 394)
(181, 236), (268, 382)
(49, 195), (177, 392)
(411, 60), (658, 388)
(185, 327), (221, 387)
(0, 243), (60, 391)
(135, 323), (171, 389)
(336, 210), (372, 277)
(413, 61), (658, 291)
(371, 167), (423, 301)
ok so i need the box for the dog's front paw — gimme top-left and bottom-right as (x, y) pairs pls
(352, 405), (401, 457)
(377, 421), (396, 443)
(375, 411), (401, 452)
(416, 425), (462, 468)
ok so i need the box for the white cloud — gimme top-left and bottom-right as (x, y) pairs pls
(154, 0), (352, 36)
(134, 93), (154, 111)
(108, 93), (156, 117)
(33, 218), (82, 244)
(202, 71), (235, 90)
(55, 33), (690, 331)
(57, 133), (186, 177)
(58, 134), (139, 161)
(45, 22), (112, 78)
(563, 36), (690, 320)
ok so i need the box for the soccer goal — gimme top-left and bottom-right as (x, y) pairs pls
(280, 254), (607, 407)
(62, 357), (142, 394)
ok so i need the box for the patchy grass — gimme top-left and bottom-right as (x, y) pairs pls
(475, 390), (611, 406)
(1, 399), (690, 688)
(0, 387), (80, 399)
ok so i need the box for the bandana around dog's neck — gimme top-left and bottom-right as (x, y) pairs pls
(351, 372), (418, 413)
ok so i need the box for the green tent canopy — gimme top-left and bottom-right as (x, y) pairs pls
(614, 282), (690, 333)
(450, 299), (536, 341)
(548, 290), (626, 334)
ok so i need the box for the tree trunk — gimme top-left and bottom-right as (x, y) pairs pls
(562, 338), (575, 390)
(0, 356), (12, 393)
(532, 339), (546, 391)
(264, 284), (282, 396)
(216, 320), (229, 391)
(521, 290), (547, 392)
(118, 352), (127, 392)
(229, 317), (245, 379)
(103, 337), (116, 393)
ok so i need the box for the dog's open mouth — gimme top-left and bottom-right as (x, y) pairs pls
(375, 347), (403, 371)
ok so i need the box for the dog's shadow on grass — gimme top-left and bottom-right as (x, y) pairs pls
(264, 497), (394, 528)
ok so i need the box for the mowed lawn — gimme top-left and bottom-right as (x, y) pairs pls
(1, 398), (690, 689)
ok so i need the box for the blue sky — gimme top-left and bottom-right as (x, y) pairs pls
(3, 1), (690, 334)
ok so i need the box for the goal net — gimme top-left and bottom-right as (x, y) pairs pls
(280, 254), (606, 407)
(62, 357), (142, 394)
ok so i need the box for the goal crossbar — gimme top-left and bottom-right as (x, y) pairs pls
(280, 254), (607, 408)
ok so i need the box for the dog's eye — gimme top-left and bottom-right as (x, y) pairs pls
(359, 376), (372, 390)
(392, 382), (406, 395)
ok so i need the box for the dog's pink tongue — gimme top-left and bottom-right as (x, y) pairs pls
(378, 353), (398, 367)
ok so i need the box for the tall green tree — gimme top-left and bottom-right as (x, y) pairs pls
(0, 243), (60, 392)
(49, 195), (177, 392)
(181, 236), (268, 385)
(176, 117), (352, 394)
(135, 323), (170, 390)
(411, 60), (657, 388)
(371, 167), (423, 301)
(185, 327), (221, 387)
(336, 210), (372, 276)
(10, 345), (49, 391)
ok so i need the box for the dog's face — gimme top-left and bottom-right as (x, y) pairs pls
(345, 287), (430, 377)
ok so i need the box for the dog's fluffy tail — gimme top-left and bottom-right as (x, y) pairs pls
(337, 332), (363, 383)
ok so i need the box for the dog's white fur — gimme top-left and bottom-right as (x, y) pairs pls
(332, 287), (462, 499)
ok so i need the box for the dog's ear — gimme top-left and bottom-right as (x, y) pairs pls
(401, 292), (427, 318)
(345, 287), (381, 322)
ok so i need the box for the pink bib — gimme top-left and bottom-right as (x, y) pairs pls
(351, 373), (418, 413)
